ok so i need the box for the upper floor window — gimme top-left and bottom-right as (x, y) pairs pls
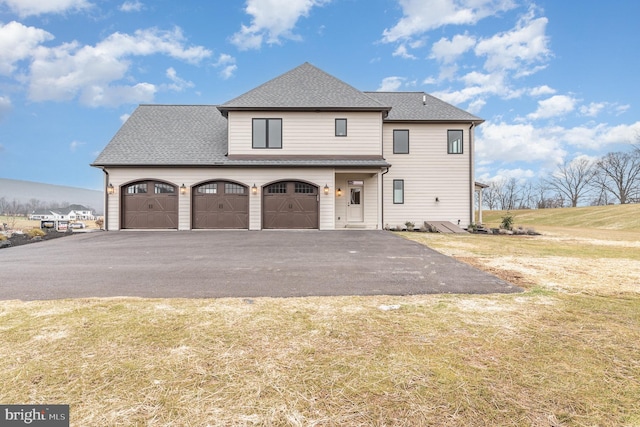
(335, 118), (347, 137)
(393, 130), (409, 154)
(448, 130), (463, 154)
(253, 118), (282, 149)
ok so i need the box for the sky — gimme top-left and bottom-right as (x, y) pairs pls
(0, 0), (639, 191)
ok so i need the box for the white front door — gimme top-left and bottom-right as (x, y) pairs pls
(347, 183), (363, 222)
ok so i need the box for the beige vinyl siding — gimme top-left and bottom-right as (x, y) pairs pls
(105, 167), (336, 231)
(228, 111), (383, 156)
(334, 172), (380, 229)
(382, 123), (472, 229)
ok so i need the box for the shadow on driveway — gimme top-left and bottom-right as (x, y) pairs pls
(0, 230), (521, 301)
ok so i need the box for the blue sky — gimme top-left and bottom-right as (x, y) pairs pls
(0, 0), (638, 190)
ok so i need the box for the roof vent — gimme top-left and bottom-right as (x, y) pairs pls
(422, 94), (426, 105)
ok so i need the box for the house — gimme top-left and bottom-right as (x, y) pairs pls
(92, 63), (483, 231)
(29, 205), (95, 221)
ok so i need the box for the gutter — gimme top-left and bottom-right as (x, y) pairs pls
(381, 166), (389, 229)
(469, 122), (476, 226)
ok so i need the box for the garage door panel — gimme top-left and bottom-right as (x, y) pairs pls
(122, 181), (178, 229)
(263, 181), (318, 229)
(193, 181), (248, 229)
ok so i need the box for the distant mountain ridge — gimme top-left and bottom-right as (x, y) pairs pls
(0, 178), (103, 214)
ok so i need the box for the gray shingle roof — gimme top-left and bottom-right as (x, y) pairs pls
(219, 62), (388, 112)
(92, 104), (389, 167)
(365, 92), (483, 122)
(92, 105), (228, 166)
(93, 64), (482, 167)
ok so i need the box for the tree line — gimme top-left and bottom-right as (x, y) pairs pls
(0, 197), (93, 217)
(481, 143), (640, 211)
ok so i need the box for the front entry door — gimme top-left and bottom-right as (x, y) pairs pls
(347, 183), (364, 222)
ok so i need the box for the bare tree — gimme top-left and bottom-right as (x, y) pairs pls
(545, 157), (597, 207)
(594, 151), (640, 204)
(500, 178), (521, 210)
(518, 181), (536, 209)
(0, 197), (8, 215)
(483, 181), (501, 210)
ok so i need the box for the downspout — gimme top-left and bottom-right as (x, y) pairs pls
(100, 167), (109, 231)
(469, 122), (475, 226)
(381, 166), (389, 229)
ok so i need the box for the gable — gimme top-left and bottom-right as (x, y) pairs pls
(219, 63), (389, 114)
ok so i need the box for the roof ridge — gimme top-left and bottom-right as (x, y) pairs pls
(219, 62), (390, 111)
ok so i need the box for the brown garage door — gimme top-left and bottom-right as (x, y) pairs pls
(263, 181), (318, 229)
(122, 181), (178, 229)
(193, 181), (249, 229)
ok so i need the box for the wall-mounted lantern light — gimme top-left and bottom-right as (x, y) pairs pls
(180, 183), (187, 195)
(107, 183), (115, 195)
(435, 197), (440, 202)
(252, 183), (258, 195)
(336, 188), (342, 197)
(324, 184), (329, 195)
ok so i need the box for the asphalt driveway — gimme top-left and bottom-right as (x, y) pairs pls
(0, 230), (520, 300)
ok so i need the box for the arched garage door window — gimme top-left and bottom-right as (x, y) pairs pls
(263, 181), (318, 229)
(121, 181), (178, 229)
(192, 181), (248, 229)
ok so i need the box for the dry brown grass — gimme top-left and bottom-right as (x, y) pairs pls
(2, 206), (640, 426)
(402, 223), (640, 295)
(1, 295), (639, 426)
(1, 216), (102, 231)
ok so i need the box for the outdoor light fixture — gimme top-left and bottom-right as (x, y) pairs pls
(252, 183), (258, 195)
(435, 197), (440, 202)
(324, 184), (329, 195)
(107, 183), (114, 195)
(180, 183), (187, 195)
(336, 188), (342, 197)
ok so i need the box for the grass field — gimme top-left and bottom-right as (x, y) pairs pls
(1, 206), (639, 426)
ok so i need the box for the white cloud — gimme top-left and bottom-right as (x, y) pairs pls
(561, 121), (640, 149)
(79, 83), (156, 107)
(231, 0), (329, 50)
(214, 54), (237, 79)
(377, 76), (405, 92)
(529, 85), (555, 97)
(0, 0), (91, 17)
(119, 113), (131, 123)
(392, 44), (416, 59)
(475, 9), (551, 74)
(165, 67), (194, 92)
(430, 34), (476, 64)
(476, 121), (568, 168)
(579, 102), (606, 118)
(0, 95), (11, 119)
(527, 95), (576, 120)
(27, 27), (211, 106)
(119, 1), (143, 12)
(578, 101), (630, 118)
(467, 98), (486, 114)
(0, 22), (53, 76)
(433, 72), (517, 106)
(477, 120), (640, 174)
(382, 0), (516, 43)
(490, 168), (536, 182)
